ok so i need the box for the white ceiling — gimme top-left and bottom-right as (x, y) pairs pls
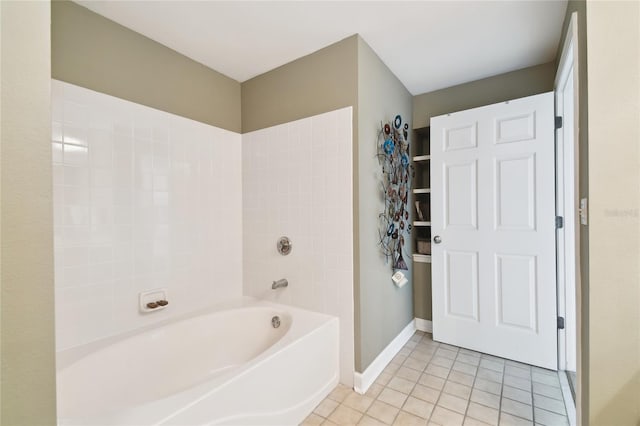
(76, 1), (568, 95)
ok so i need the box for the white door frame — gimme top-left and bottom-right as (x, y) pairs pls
(554, 9), (580, 380)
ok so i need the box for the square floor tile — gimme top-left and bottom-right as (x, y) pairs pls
(396, 366), (422, 382)
(498, 412), (533, 426)
(473, 378), (502, 395)
(425, 363), (450, 379)
(404, 357), (429, 372)
(532, 382), (563, 400)
(358, 415), (387, 426)
(463, 417), (493, 426)
(394, 411), (427, 426)
(343, 392), (375, 413)
(328, 385), (352, 402)
(378, 387), (409, 408)
(457, 354), (481, 366)
(302, 413), (325, 425)
(503, 375), (531, 391)
(431, 356), (455, 369)
(533, 407), (569, 426)
(443, 381), (472, 399)
(437, 393), (468, 414)
(531, 371), (560, 388)
(470, 388), (500, 410)
(388, 376), (417, 394)
(365, 383), (385, 399)
(504, 365), (530, 379)
(314, 398), (339, 417)
(411, 383), (441, 404)
(467, 401), (499, 425)
(328, 405), (363, 425)
(453, 360), (478, 376)
(501, 397), (533, 421)
(430, 406), (464, 426)
(501, 385), (531, 406)
(435, 347), (458, 360)
(419, 373), (446, 390)
(476, 367), (503, 383)
(479, 358), (505, 373)
(533, 394), (566, 415)
(448, 370), (475, 387)
(366, 400), (400, 425)
(402, 395), (434, 419)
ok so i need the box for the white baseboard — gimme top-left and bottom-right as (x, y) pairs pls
(414, 318), (432, 333)
(353, 320), (416, 394)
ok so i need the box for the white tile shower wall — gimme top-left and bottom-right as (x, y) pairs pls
(242, 107), (355, 386)
(52, 80), (242, 350)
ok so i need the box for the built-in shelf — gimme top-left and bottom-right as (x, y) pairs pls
(413, 221), (431, 227)
(412, 254), (432, 263)
(413, 188), (431, 194)
(412, 155), (431, 162)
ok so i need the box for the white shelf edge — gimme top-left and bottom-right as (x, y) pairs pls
(412, 254), (432, 263)
(412, 155), (431, 162)
(413, 221), (431, 226)
(413, 188), (431, 194)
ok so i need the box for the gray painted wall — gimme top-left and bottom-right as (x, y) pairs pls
(356, 37), (414, 372)
(52, 1), (242, 133)
(241, 35), (358, 133)
(411, 62), (556, 321)
(1, 1), (57, 423)
(412, 62), (556, 129)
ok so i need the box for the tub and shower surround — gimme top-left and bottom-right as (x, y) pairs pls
(52, 80), (243, 351)
(242, 107), (355, 387)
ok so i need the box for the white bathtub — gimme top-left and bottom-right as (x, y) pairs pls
(56, 298), (339, 425)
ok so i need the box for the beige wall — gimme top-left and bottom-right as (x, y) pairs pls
(52, 1), (241, 133)
(0, 1), (57, 424)
(241, 35), (358, 133)
(586, 2), (640, 425)
(412, 62), (556, 129)
(356, 37), (414, 372)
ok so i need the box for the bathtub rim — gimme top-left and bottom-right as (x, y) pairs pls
(56, 296), (328, 369)
(56, 297), (339, 424)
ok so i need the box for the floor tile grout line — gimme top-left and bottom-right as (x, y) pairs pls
(463, 347), (482, 425)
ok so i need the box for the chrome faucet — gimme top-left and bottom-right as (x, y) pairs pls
(272, 279), (288, 290)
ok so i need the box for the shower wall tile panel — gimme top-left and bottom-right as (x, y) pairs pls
(242, 107), (355, 386)
(52, 80), (243, 350)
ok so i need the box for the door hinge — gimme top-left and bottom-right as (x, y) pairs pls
(557, 316), (565, 329)
(555, 116), (563, 129)
(555, 216), (564, 229)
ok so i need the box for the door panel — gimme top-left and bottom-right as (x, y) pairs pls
(496, 254), (537, 331)
(431, 92), (557, 370)
(445, 250), (479, 321)
(444, 161), (477, 229)
(495, 155), (536, 231)
(495, 112), (536, 144)
(444, 122), (477, 151)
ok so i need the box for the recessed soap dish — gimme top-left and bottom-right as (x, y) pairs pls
(139, 288), (169, 313)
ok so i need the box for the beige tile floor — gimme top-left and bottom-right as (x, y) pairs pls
(302, 331), (571, 426)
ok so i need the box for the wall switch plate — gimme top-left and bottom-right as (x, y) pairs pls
(579, 198), (588, 225)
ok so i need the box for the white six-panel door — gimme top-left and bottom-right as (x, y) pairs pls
(430, 92), (557, 370)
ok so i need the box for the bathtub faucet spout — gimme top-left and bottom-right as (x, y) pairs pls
(272, 279), (288, 290)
